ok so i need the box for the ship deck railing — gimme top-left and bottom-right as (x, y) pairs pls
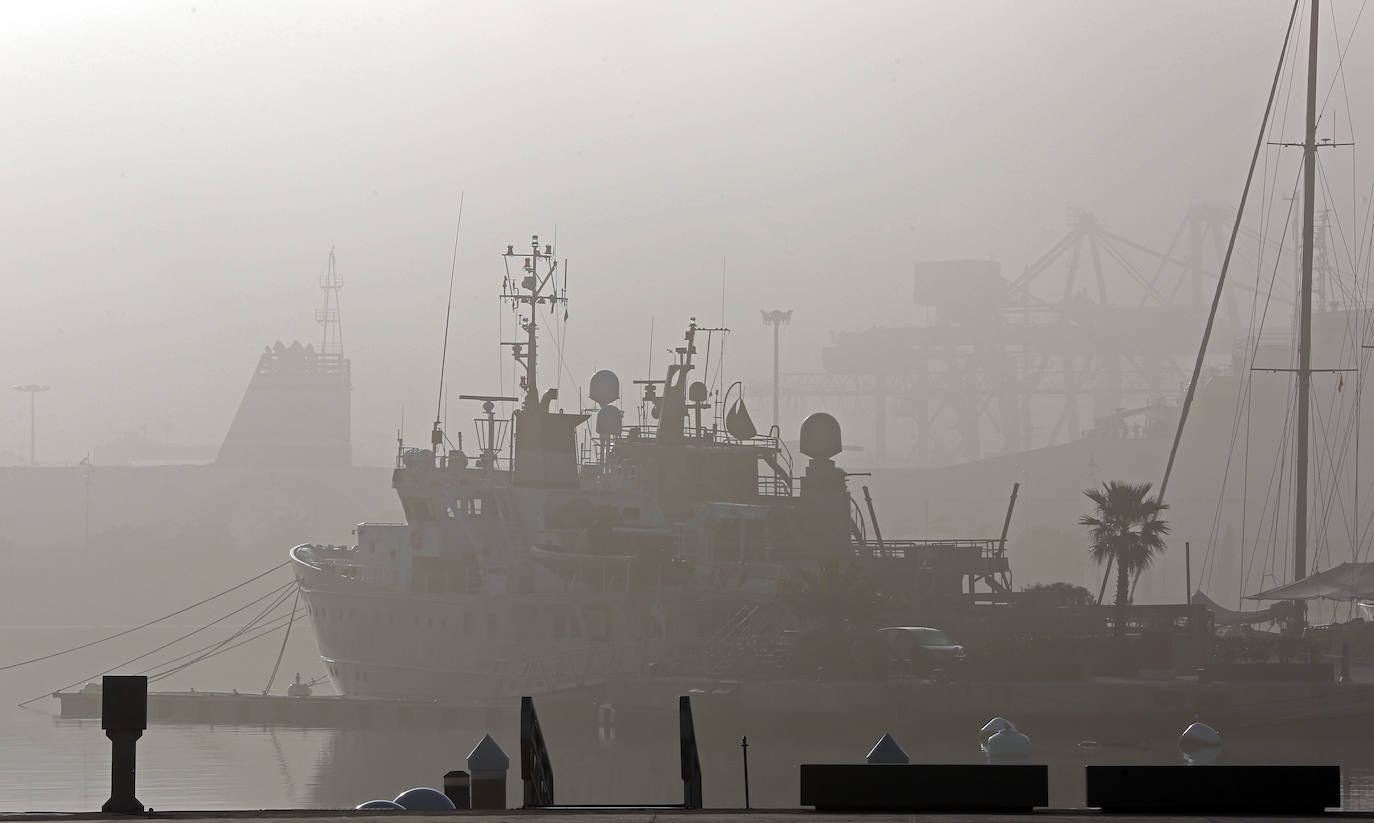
(615, 425), (786, 453)
(292, 544), (405, 588)
(853, 538), (1006, 560)
(757, 474), (794, 496)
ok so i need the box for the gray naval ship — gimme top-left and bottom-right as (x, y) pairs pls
(291, 234), (1010, 702)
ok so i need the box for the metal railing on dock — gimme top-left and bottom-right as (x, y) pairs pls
(680, 694), (703, 810)
(519, 694), (703, 810)
(520, 696), (554, 807)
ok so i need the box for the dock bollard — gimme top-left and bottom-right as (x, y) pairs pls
(100, 675), (147, 814)
(467, 734), (510, 810)
(866, 733), (909, 764)
(444, 770), (471, 809)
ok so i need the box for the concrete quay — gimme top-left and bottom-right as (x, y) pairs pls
(2, 813), (1374, 822)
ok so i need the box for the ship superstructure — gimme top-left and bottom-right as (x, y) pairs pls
(291, 235), (1010, 700)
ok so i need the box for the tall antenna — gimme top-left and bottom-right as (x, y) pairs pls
(501, 233), (565, 412)
(435, 192), (466, 441)
(316, 248), (344, 356)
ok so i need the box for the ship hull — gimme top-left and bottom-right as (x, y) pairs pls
(292, 545), (738, 701)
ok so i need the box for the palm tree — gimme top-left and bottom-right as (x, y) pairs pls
(1079, 481), (1170, 632)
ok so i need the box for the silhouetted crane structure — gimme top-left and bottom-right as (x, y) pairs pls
(775, 205), (1298, 465)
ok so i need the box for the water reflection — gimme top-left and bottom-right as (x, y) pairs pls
(1182, 746), (1223, 766)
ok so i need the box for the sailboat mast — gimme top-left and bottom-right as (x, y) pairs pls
(1295, 0), (1319, 583)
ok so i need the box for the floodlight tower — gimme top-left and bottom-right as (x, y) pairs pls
(316, 247), (344, 357)
(760, 310), (792, 431)
(13, 384), (50, 465)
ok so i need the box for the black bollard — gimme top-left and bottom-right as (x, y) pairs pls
(467, 734), (509, 810)
(101, 675), (147, 814)
(443, 770), (471, 809)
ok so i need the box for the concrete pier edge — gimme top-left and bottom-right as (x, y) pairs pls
(3, 811), (1374, 821)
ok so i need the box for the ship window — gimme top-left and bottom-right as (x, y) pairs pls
(470, 497), (485, 516)
(401, 497), (434, 521)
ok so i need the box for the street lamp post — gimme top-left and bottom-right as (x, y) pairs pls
(759, 310), (792, 433)
(13, 384), (50, 466)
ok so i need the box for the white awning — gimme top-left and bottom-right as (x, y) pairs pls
(1245, 562), (1374, 601)
(1191, 590), (1277, 625)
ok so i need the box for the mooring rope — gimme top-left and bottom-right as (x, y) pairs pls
(17, 580), (297, 708)
(0, 561), (291, 674)
(262, 584), (301, 695)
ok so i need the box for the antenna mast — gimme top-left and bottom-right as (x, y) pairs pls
(435, 193), (466, 450)
(502, 235), (566, 412)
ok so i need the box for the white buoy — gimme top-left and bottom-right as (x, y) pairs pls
(1179, 721), (1222, 765)
(355, 800), (403, 810)
(1179, 722), (1222, 751)
(866, 732), (909, 764)
(979, 716), (1017, 747)
(393, 787), (457, 810)
(984, 728), (1031, 761)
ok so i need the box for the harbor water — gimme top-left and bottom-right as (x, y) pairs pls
(2, 627), (1374, 812)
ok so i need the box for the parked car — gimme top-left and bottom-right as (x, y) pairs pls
(877, 626), (966, 675)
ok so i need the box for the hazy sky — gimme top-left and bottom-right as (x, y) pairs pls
(3, 0), (1371, 465)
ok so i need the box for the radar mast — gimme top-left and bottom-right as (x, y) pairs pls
(502, 235), (566, 413)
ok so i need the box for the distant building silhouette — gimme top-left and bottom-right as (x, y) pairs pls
(216, 340), (351, 467)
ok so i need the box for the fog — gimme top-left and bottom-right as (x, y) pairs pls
(6, 1), (1369, 466)
(5, 1), (1374, 812)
